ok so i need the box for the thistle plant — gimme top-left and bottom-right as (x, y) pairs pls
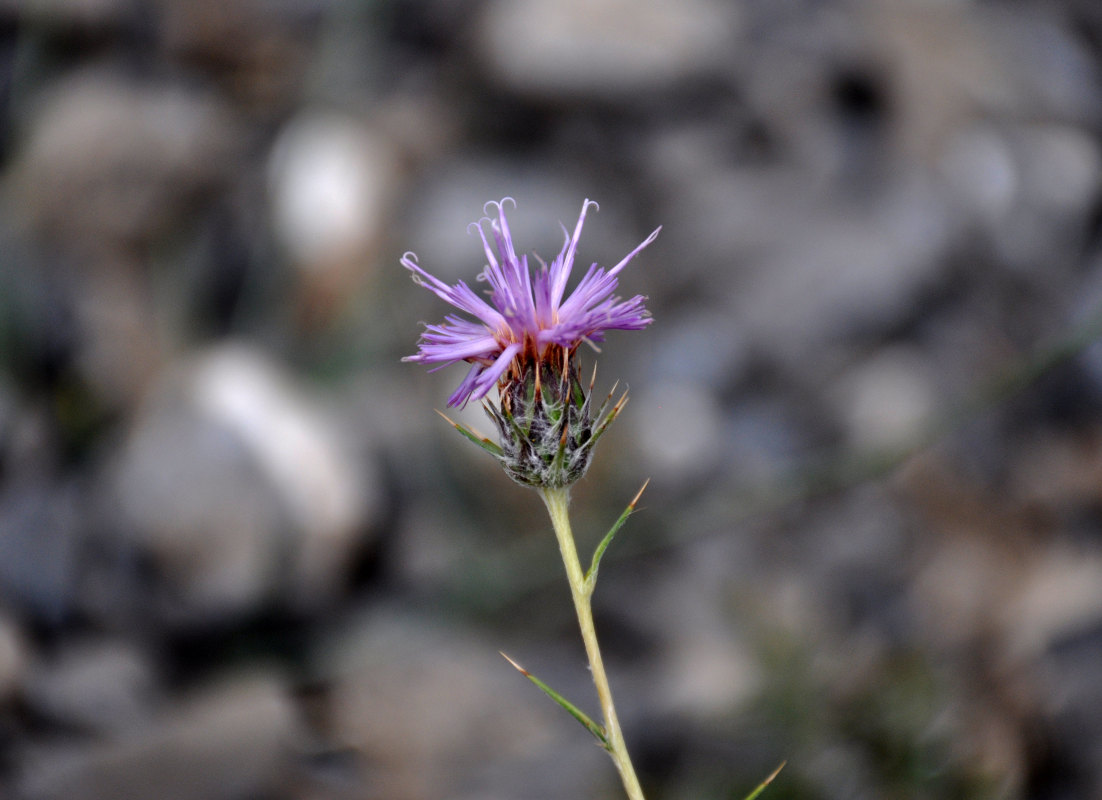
(402, 197), (657, 798)
(402, 198), (781, 800)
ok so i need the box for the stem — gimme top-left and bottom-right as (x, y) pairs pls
(539, 486), (645, 800)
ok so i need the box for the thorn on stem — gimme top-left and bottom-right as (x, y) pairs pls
(764, 761), (786, 785)
(500, 652), (530, 676)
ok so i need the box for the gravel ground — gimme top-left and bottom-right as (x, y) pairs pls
(3, 2), (1102, 799)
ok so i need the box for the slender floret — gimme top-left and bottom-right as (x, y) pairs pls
(402, 198), (659, 408)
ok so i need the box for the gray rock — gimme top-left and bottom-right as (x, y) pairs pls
(728, 170), (953, 367)
(17, 672), (301, 800)
(627, 379), (725, 485)
(0, 611), (27, 702)
(641, 310), (749, 392)
(316, 607), (608, 800)
(10, 72), (235, 248)
(267, 110), (400, 275)
(828, 346), (936, 452)
(0, 478), (83, 625)
(3, 0), (128, 29)
(23, 637), (157, 734)
(156, 0), (322, 114)
(1000, 547), (1102, 662)
(989, 124), (1102, 272)
(615, 536), (762, 722)
(476, 0), (736, 100)
(112, 375), (285, 625)
(111, 344), (378, 624)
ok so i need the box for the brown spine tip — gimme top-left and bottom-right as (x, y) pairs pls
(763, 761), (786, 787)
(435, 409), (459, 427)
(500, 652), (531, 677)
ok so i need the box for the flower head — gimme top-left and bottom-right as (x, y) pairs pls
(402, 198), (659, 408)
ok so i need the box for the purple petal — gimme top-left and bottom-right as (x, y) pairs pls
(447, 362), (487, 407)
(401, 252), (507, 330)
(549, 199), (599, 310)
(608, 225), (661, 277)
(448, 342), (522, 407)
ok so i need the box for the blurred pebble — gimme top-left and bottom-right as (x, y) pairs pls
(0, 611), (27, 701)
(657, 632), (758, 721)
(18, 671), (300, 800)
(268, 111), (398, 275)
(938, 125), (1019, 222)
(71, 260), (164, 409)
(2, 0), (126, 28)
(796, 485), (908, 580)
(190, 346), (378, 608)
(621, 538), (761, 720)
(23, 637), (156, 734)
(643, 311), (748, 391)
(985, 6), (1101, 122)
(940, 121), (1102, 275)
(730, 171), (953, 366)
(156, 0), (321, 114)
(1013, 125), (1101, 216)
(722, 399), (810, 486)
(316, 607), (600, 800)
(661, 159), (955, 372)
(989, 124), (1102, 272)
(1007, 428), (1102, 511)
(831, 346), (935, 452)
(0, 477), (82, 625)
(739, 9), (884, 180)
(1001, 548), (1102, 661)
(1036, 623), (1102, 789)
(477, 0), (735, 100)
(113, 383), (284, 624)
(113, 344), (377, 623)
(10, 72), (234, 247)
(868, 2), (1028, 160)
(913, 533), (1015, 652)
(628, 380), (723, 483)
(874, 3), (1100, 156)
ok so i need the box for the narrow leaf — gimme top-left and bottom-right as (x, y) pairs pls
(586, 479), (649, 588)
(436, 410), (503, 457)
(740, 761), (786, 800)
(500, 652), (608, 748)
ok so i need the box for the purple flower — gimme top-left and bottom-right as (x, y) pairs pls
(402, 198), (660, 407)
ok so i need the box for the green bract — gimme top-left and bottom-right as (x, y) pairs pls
(487, 356), (623, 489)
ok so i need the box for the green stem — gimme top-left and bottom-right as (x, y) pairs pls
(539, 486), (646, 800)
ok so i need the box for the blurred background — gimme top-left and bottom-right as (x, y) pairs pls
(2, 0), (1102, 798)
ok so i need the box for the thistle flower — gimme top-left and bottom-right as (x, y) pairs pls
(402, 198), (659, 408)
(403, 197), (658, 489)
